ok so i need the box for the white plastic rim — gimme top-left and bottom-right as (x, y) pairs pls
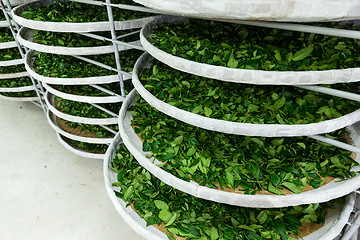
(0, 71), (29, 79)
(119, 89), (360, 208)
(42, 83), (124, 104)
(12, 0), (155, 33)
(25, 50), (131, 85)
(0, 41), (17, 50)
(47, 109), (114, 144)
(134, 0), (360, 22)
(0, 93), (39, 101)
(0, 58), (24, 67)
(0, 21), (10, 27)
(9, 0), (38, 7)
(104, 131), (357, 240)
(45, 91), (119, 126)
(18, 27), (142, 55)
(341, 196), (360, 240)
(133, 53), (360, 137)
(103, 132), (186, 240)
(0, 85), (35, 92)
(56, 133), (105, 159)
(141, 16), (360, 86)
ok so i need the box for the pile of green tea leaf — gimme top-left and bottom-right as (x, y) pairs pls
(33, 50), (141, 78)
(55, 96), (121, 119)
(32, 29), (139, 48)
(0, 48), (22, 61)
(59, 118), (117, 138)
(67, 138), (108, 153)
(112, 142), (340, 240)
(131, 96), (358, 195)
(150, 19), (360, 71)
(0, 77), (33, 88)
(22, 0), (152, 22)
(140, 62), (360, 124)
(0, 64), (26, 74)
(1, 91), (37, 98)
(0, 28), (14, 43)
(54, 81), (133, 97)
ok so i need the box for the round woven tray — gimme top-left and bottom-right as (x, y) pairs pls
(0, 93), (39, 102)
(18, 27), (141, 56)
(134, 0), (360, 22)
(104, 129), (357, 239)
(42, 83), (124, 104)
(45, 91), (118, 126)
(119, 89), (360, 208)
(0, 71), (29, 80)
(0, 41), (17, 50)
(56, 133), (105, 159)
(47, 109), (114, 144)
(141, 16), (360, 86)
(133, 53), (360, 137)
(12, 0), (155, 32)
(25, 50), (130, 85)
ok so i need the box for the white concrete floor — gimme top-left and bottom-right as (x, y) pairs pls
(0, 99), (145, 240)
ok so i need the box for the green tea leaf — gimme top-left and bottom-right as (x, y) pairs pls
(226, 171), (234, 188)
(297, 142), (306, 149)
(268, 183), (283, 195)
(270, 173), (281, 186)
(330, 156), (342, 167)
(249, 165), (261, 179)
(154, 200), (169, 211)
(187, 146), (196, 157)
(271, 138), (284, 146)
(188, 137), (199, 145)
(282, 182), (302, 194)
(171, 136), (184, 146)
(188, 225), (201, 237)
(274, 50), (282, 61)
(143, 141), (152, 152)
(292, 44), (314, 61)
(123, 186), (134, 201)
(247, 232), (262, 240)
(210, 227), (219, 240)
(273, 219), (288, 240)
(239, 225), (255, 231)
(227, 57), (238, 68)
(273, 96), (286, 110)
(159, 210), (172, 222)
(204, 107), (213, 117)
(165, 212), (177, 227)
(166, 234), (176, 240)
(257, 211), (268, 224)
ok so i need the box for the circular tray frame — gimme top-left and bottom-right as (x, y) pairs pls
(0, 92), (39, 101)
(18, 27), (141, 56)
(0, 21), (10, 27)
(105, 130), (357, 239)
(133, 53), (360, 137)
(45, 91), (119, 126)
(119, 89), (360, 208)
(0, 58), (24, 67)
(0, 84), (35, 92)
(42, 82), (124, 104)
(141, 16), (360, 86)
(134, 0), (360, 22)
(25, 50), (130, 85)
(47, 109), (114, 144)
(0, 71), (29, 80)
(0, 41), (17, 50)
(56, 133), (105, 159)
(12, 0), (155, 32)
